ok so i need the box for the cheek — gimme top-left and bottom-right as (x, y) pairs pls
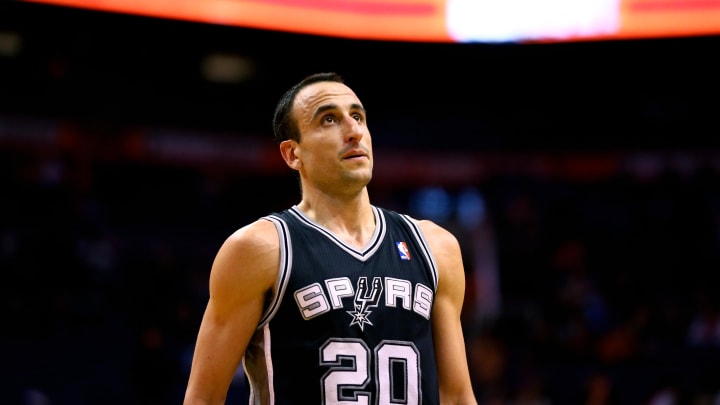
(303, 148), (333, 170)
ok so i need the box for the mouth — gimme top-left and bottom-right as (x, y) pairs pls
(341, 148), (368, 160)
(343, 153), (366, 160)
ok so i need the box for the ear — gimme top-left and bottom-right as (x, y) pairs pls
(279, 140), (301, 170)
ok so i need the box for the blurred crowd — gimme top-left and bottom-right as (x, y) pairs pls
(2, 129), (719, 405)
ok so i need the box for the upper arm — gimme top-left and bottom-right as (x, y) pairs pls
(184, 219), (280, 405)
(420, 220), (478, 405)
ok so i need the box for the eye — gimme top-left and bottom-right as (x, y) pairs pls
(352, 112), (364, 123)
(322, 115), (337, 124)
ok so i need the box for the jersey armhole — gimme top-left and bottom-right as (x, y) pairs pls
(257, 215), (293, 327)
(398, 214), (440, 292)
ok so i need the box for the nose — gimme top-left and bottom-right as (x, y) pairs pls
(343, 115), (365, 143)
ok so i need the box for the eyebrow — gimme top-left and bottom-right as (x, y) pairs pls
(311, 102), (366, 122)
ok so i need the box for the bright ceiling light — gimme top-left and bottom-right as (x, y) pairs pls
(201, 52), (255, 84)
(0, 31), (22, 58)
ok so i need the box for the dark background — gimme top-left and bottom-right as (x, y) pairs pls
(2, 1), (720, 404)
(3, 1), (720, 151)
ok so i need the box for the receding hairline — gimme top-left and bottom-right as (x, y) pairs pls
(292, 81), (365, 124)
(272, 72), (351, 144)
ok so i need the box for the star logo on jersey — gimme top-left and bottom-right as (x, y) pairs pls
(396, 241), (411, 261)
(347, 277), (383, 331)
(347, 308), (374, 330)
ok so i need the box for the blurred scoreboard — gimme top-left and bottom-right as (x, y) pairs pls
(21, 0), (720, 43)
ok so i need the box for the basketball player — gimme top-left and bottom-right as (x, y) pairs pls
(184, 72), (478, 405)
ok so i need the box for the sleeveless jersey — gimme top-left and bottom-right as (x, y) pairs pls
(242, 205), (440, 405)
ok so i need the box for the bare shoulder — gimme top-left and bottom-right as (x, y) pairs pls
(211, 218), (280, 294)
(223, 218), (281, 255)
(416, 219), (465, 293)
(416, 219), (461, 254)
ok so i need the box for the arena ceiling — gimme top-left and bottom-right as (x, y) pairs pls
(1, 1), (719, 152)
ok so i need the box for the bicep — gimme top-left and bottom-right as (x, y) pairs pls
(422, 221), (477, 403)
(185, 221), (279, 404)
(431, 242), (470, 393)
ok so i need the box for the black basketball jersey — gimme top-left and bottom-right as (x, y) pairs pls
(242, 205), (440, 405)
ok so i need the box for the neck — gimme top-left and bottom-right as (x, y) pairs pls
(296, 189), (375, 248)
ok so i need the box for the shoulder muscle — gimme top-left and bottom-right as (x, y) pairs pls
(209, 219), (280, 314)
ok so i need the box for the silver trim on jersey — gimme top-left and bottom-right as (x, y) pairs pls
(259, 216), (293, 327)
(263, 325), (275, 405)
(398, 214), (439, 292)
(287, 205), (386, 262)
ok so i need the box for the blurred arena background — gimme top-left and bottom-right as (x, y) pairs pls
(1, 1), (720, 404)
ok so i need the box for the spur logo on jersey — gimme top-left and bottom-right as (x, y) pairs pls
(294, 276), (434, 329)
(347, 277), (383, 330)
(396, 241), (411, 260)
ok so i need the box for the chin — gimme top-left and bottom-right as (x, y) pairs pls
(343, 170), (372, 185)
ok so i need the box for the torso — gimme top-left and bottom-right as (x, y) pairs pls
(243, 205), (441, 405)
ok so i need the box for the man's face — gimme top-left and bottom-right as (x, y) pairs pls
(287, 81), (374, 195)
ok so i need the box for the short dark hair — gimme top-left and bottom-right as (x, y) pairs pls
(272, 72), (345, 144)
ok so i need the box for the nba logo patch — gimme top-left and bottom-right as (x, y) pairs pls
(396, 241), (411, 261)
